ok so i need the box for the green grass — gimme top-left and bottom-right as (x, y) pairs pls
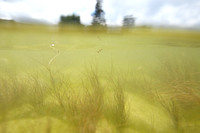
(0, 23), (200, 133)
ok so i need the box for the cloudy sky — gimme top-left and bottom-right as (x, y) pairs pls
(0, 0), (200, 28)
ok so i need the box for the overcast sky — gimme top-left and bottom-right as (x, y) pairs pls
(0, 0), (200, 28)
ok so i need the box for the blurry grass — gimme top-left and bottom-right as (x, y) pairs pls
(0, 24), (200, 133)
(152, 56), (200, 132)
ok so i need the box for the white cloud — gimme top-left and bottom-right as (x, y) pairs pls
(0, 0), (200, 28)
(0, 0), (96, 24)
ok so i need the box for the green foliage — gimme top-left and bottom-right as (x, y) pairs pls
(92, 0), (106, 26)
(59, 14), (81, 25)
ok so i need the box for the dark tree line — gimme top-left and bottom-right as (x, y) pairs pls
(59, 0), (135, 27)
(59, 0), (106, 26)
(59, 14), (81, 25)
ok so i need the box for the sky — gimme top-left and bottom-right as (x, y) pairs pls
(0, 0), (200, 28)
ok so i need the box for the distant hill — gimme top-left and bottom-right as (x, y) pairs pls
(0, 19), (15, 24)
(0, 17), (51, 26)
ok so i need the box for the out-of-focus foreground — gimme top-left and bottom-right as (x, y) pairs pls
(0, 23), (200, 133)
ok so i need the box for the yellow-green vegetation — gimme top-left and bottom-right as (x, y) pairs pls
(0, 23), (200, 133)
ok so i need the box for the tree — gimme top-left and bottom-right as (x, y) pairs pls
(123, 15), (135, 28)
(92, 0), (106, 26)
(59, 14), (81, 25)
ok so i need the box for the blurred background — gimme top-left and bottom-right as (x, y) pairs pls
(0, 1), (200, 133)
(0, 0), (200, 29)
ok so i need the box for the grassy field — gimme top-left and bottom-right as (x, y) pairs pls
(0, 23), (200, 133)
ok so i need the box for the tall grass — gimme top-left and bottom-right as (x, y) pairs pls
(156, 56), (200, 105)
(62, 67), (104, 133)
(154, 91), (181, 131)
(1, 56), (200, 133)
(153, 56), (200, 132)
(0, 24), (200, 132)
(0, 76), (26, 117)
(103, 69), (129, 133)
(112, 81), (129, 133)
